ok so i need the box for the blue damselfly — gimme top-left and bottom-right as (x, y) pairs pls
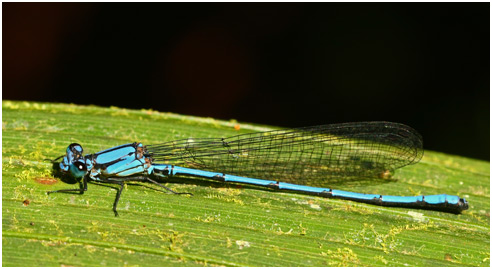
(48, 121), (468, 216)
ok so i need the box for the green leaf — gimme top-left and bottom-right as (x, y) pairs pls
(3, 100), (489, 266)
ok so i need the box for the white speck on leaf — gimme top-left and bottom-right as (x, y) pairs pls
(236, 240), (251, 250)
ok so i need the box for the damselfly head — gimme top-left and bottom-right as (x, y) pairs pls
(59, 143), (87, 178)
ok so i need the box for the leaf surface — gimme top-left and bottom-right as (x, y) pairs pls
(2, 101), (489, 266)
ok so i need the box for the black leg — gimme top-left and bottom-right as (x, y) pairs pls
(112, 181), (124, 217)
(146, 177), (193, 196)
(47, 176), (88, 195)
(48, 175), (192, 217)
(110, 176), (193, 195)
(93, 178), (126, 217)
(105, 177), (192, 216)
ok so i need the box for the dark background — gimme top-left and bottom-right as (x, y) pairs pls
(3, 3), (490, 160)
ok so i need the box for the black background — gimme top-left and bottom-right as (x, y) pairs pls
(3, 3), (490, 160)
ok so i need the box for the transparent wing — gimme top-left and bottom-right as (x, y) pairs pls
(145, 122), (423, 186)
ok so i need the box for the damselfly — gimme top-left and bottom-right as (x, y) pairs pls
(48, 121), (468, 216)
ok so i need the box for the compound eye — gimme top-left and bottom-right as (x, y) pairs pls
(68, 143), (83, 153)
(67, 143), (84, 161)
(73, 161), (87, 172)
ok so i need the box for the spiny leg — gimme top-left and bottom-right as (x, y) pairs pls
(146, 177), (193, 196)
(102, 176), (192, 217)
(113, 175), (192, 195)
(47, 176), (88, 195)
(112, 181), (124, 217)
(96, 178), (126, 217)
